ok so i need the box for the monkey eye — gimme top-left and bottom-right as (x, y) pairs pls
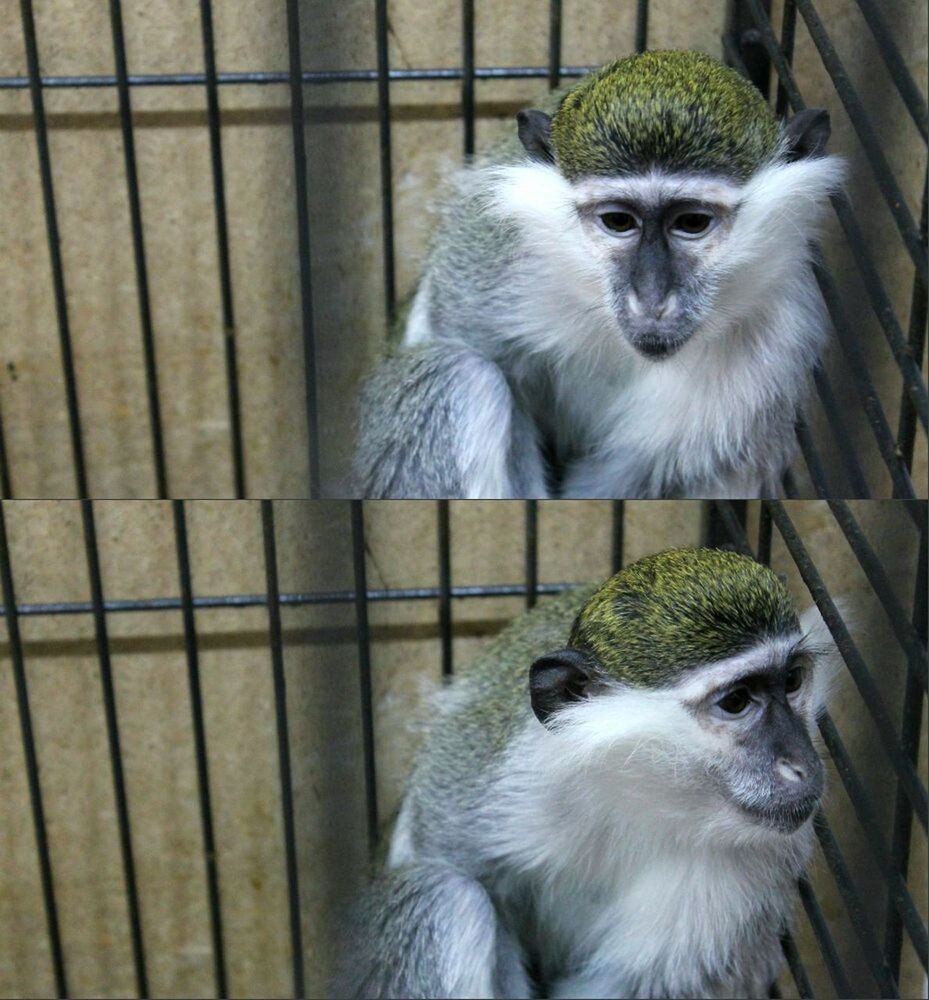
(671, 212), (714, 237)
(598, 211), (639, 236)
(785, 666), (804, 694)
(716, 687), (751, 716)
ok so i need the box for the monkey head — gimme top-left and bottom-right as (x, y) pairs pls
(530, 548), (827, 836)
(514, 51), (836, 361)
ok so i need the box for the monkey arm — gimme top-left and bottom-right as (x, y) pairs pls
(353, 343), (548, 498)
(331, 862), (530, 999)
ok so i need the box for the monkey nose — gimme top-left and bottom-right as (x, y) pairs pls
(776, 759), (806, 783)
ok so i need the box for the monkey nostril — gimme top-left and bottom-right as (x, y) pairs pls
(776, 759), (805, 783)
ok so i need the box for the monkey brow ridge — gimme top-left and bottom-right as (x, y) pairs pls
(551, 50), (780, 182)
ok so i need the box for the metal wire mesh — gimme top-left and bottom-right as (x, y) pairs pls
(0, 0), (925, 497)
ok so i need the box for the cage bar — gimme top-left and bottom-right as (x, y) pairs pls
(80, 500), (149, 997)
(375, 0), (397, 323)
(260, 500), (305, 999)
(462, 0), (475, 156)
(0, 505), (68, 998)
(437, 501), (454, 678)
(199, 0), (245, 499)
(525, 501), (539, 609)
(172, 501), (228, 997)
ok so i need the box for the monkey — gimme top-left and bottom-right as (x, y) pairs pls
(333, 547), (834, 999)
(353, 50), (844, 499)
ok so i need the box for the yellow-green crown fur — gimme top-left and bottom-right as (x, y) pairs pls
(552, 50), (780, 180)
(569, 548), (798, 686)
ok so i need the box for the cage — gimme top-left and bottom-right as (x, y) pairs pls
(0, 1), (926, 499)
(0, 498), (925, 998)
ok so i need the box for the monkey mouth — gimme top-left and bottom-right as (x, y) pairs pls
(737, 792), (821, 834)
(629, 333), (690, 361)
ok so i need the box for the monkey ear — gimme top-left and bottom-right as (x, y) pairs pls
(516, 109), (555, 164)
(782, 108), (831, 161)
(529, 648), (600, 727)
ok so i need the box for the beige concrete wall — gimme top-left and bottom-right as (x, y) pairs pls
(0, 2), (923, 497)
(1, 499), (925, 997)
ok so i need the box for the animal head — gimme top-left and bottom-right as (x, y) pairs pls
(496, 50), (843, 361)
(529, 548), (828, 837)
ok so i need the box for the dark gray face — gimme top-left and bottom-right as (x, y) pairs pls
(578, 195), (733, 360)
(701, 654), (825, 833)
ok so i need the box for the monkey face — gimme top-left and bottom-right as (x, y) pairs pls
(573, 173), (740, 361)
(695, 649), (825, 833)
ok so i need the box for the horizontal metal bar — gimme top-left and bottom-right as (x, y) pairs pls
(0, 581), (581, 619)
(0, 65), (597, 91)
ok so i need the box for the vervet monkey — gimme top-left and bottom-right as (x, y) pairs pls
(334, 548), (832, 998)
(354, 51), (843, 498)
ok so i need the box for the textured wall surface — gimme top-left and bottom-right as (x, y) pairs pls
(0, 1), (923, 496)
(1, 499), (925, 997)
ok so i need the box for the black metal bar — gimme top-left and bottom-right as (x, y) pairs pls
(109, 0), (168, 499)
(0, 580), (583, 620)
(260, 501), (304, 999)
(794, 419), (834, 498)
(811, 367), (871, 499)
(437, 501), (453, 678)
(462, 0), (475, 156)
(797, 876), (853, 998)
(812, 262), (920, 505)
(790, 0), (926, 275)
(285, 0), (321, 499)
(705, 501), (748, 553)
(80, 500), (148, 997)
(172, 501), (227, 997)
(827, 500), (927, 693)
(897, 177), (929, 479)
(813, 812), (899, 997)
(525, 501), (538, 609)
(0, 64), (602, 90)
(885, 520), (928, 978)
(774, 0), (796, 117)
(200, 0), (245, 499)
(611, 501), (624, 574)
(0, 504), (68, 998)
(781, 931), (814, 999)
(0, 404), (11, 499)
(19, 0), (89, 499)
(768, 501), (928, 828)
(726, 0), (772, 97)
(746, 0), (929, 435)
(548, 0), (562, 88)
(635, 0), (649, 53)
(817, 711), (928, 970)
(351, 501), (379, 852)
(375, 0), (397, 323)
(853, 0), (928, 141)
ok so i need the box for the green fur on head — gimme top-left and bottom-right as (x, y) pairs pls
(552, 50), (780, 180)
(569, 548), (798, 686)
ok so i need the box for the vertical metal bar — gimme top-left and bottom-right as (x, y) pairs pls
(80, 499), (148, 997)
(19, 0), (89, 498)
(775, 0), (796, 116)
(611, 501), (624, 573)
(525, 501), (538, 609)
(0, 504), (67, 997)
(108, 0), (168, 499)
(461, 0), (475, 157)
(374, 0), (397, 322)
(351, 501), (379, 851)
(0, 406), (12, 499)
(797, 877), (853, 998)
(896, 176), (928, 480)
(635, 0), (649, 53)
(705, 500), (747, 549)
(285, 0), (321, 499)
(548, 0), (562, 88)
(199, 0), (245, 499)
(260, 500), (304, 998)
(885, 518), (928, 978)
(172, 501), (227, 998)
(437, 501), (453, 678)
(725, 0), (772, 97)
(812, 367), (872, 499)
(757, 501), (773, 566)
(781, 931), (815, 999)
